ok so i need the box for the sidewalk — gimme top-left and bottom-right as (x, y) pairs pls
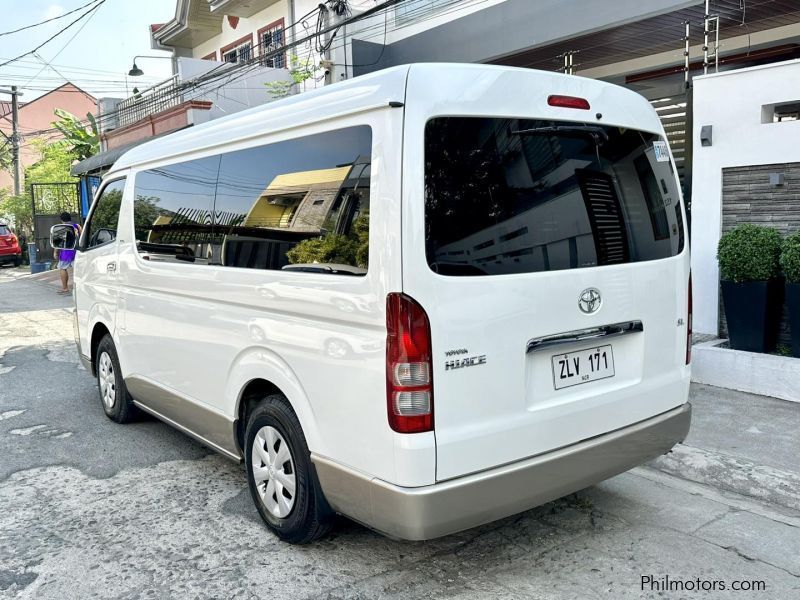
(0, 267), (75, 361)
(650, 383), (800, 511)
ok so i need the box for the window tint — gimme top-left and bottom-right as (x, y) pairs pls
(84, 178), (125, 250)
(133, 157), (219, 265)
(213, 127), (371, 273)
(424, 118), (685, 276)
(132, 127), (372, 273)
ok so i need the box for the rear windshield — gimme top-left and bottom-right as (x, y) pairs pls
(0, 225), (9, 236)
(424, 117), (685, 276)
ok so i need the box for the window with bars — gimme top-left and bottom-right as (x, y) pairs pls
(260, 24), (285, 68)
(223, 42), (252, 64)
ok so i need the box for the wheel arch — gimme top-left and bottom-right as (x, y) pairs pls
(228, 347), (321, 456)
(88, 321), (112, 376)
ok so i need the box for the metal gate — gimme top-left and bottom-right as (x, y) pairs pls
(638, 85), (693, 227)
(30, 182), (80, 262)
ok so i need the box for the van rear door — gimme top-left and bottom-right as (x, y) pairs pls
(402, 66), (691, 482)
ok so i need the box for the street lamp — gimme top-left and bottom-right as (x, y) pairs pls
(128, 55), (172, 77)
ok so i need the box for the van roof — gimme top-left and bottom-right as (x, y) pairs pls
(110, 63), (654, 173)
(111, 64), (411, 173)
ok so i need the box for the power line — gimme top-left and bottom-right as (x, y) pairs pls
(0, 56), (146, 77)
(0, 0), (107, 69)
(21, 1), (107, 88)
(0, 0), (102, 37)
(9, 0), (406, 141)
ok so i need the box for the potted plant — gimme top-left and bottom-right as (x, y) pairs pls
(717, 224), (783, 352)
(780, 231), (800, 357)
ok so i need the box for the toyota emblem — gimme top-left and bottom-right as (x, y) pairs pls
(579, 288), (602, 314)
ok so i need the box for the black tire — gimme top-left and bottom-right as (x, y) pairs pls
(95, 334), (138, 424)
(13, 257), (21, 267)
(245, 395), (333, 543)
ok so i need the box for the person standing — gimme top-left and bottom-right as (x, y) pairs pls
(54, 212), (81, 294)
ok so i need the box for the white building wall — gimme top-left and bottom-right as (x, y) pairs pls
(690, 59), (800, 335)
(176, 57), (292, 118)
(192, 1), (289, 60)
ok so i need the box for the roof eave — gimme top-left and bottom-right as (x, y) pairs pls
(151, 0), (222, 49)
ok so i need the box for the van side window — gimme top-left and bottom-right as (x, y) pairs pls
(132, 127), (372, 273)
(84, 178), (126, 250)
(214, 126), (371, 273)
(133, 157), (220, 265)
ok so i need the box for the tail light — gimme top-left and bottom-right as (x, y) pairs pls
(686, 273), (693, 365)
(547, 95), (591, 110)
(386, 293), (433, 433)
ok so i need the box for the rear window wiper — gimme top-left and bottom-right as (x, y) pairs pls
(512, 125), (609, 145)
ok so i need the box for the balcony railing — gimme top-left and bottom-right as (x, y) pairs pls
(117, 74), (185, 128)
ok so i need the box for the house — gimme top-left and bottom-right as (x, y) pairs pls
(76, 0), (800, 341)
(0, 83), (96, 192)
(339, 0), (800, 339)
(72, 0), (317, 179)
(691, 59), (800, 343)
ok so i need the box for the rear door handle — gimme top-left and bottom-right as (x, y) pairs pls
(526, 320), (643, 353)
(107, 262), (117, 273)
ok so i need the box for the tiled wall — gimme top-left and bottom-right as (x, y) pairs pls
(720, 162), (800, 346)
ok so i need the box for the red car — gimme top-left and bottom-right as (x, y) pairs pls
(0, 223), (22, 267)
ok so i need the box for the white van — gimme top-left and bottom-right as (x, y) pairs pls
(71, 64), (691, 543)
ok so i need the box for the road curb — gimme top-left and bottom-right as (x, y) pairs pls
(650, 443), (800, 511)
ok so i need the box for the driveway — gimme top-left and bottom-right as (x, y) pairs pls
(1, 266), (798, 599)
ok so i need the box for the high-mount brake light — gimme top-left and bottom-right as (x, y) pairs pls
(547, 95), (591, 110)
(386, 293), (433, 434)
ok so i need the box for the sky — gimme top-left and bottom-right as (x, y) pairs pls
(0, 0), (178, 102)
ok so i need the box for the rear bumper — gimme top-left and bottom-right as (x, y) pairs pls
(313, 402), (691, 540)
(0, 251), (21, 262)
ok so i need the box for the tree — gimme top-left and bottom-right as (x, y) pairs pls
(25, 139), (76, 184)
(265, 55), (321, 99)
(0, 140), (77, 232)
(0, 189), (31, 232)
(52, 108), (99, 161)
(286, 233), (359, 266)
(0, 140), (12, 173)
(286, 211), (369, 269)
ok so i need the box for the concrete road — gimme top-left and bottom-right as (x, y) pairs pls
(1, 266), (798, 599)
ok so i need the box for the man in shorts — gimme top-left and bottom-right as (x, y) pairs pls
(54, 212), (81, 295)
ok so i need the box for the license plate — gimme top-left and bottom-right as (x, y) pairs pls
(551, 344), (615, 390)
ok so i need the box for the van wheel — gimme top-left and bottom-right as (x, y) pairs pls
(245, 395), (333, 543)
(96, 335), (138, 424)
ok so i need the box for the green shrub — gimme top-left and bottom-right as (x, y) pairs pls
(780, 231), (800, 283)
(286, 234), (359, 266)
(717, 224), (781, 283)
(285, 211), (370, 269)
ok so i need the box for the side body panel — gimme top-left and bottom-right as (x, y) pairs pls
(114, 100), (435, 485)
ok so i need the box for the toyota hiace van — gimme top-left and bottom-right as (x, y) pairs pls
(70, 64), (692, 543)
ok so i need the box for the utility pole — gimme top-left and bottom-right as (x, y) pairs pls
(0, 86), (23, 196)
(320, 3), (333, 86)
(10, 86), (21, 196)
